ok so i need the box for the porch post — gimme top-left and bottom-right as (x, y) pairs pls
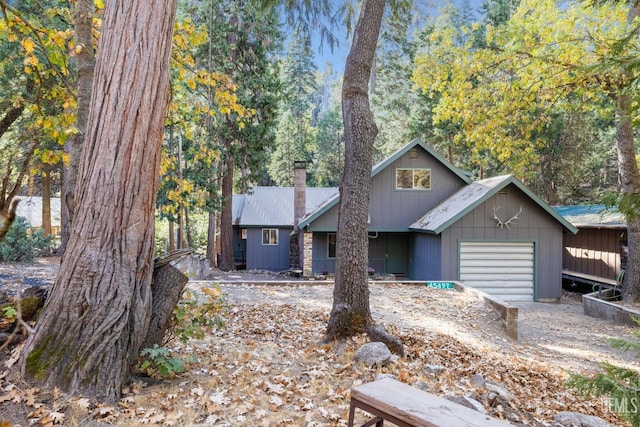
(303, 231), (313, 277)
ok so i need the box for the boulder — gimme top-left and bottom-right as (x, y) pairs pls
(554, 411), (612, 427)
(353, 342), (393, 367)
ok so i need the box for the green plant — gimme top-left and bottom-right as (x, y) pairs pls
(567, 318), (640, 426)
(140, 345), (191, 379)
(167, 286), (226, 344)
(0, 217), (52, 262)
(2, 304), (17, 319)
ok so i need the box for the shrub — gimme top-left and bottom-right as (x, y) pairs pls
(567, 318), (640, 426)
(0, 217), (52, 262)
(140, 345), (191, 379)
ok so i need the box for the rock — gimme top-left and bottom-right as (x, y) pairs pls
(423, 364), (446, 377)
(413, 381), (430, 392)
(485, 380), (514, 400)
(554, 411), (612, 427)
(469, 374), (513, 400)
(353, 342), (393, 367)
(445, 395), (487, 414)
(375, 373), (397, 381)
(470, 373), (486, 388)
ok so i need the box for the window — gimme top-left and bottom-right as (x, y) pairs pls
(328, 233), (337, 258)
(262, 228), (278, 245)
(240, 229), (247, 240)
(396, 168), (431, 190)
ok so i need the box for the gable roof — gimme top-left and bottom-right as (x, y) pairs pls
(236, 187), (338, 227)
(299, 139), (471, 229)
(553, 204), (626, 229)
(409, 175), (578, 234)
(372, 139), (472, 183)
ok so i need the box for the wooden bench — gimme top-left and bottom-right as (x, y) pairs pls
(348, 378), (513, 427)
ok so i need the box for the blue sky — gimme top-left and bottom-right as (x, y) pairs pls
(311, 0), (486, 73)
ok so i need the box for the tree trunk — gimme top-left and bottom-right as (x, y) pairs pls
(0, 106), (25, 139)
(60, 0), (95, 253)
(18, 0), (178, 403)
(325, 0), (403, 355)
(185, 208), (193, 248)
(169, 220), (176, 252)
(206, 210), (217, 266)
(618, 4), (640, 303)
(141, 263), (189, 350)
(219, 152), (235, 271)
(41, 164), (51, 237)
(616, 90), (640, 302)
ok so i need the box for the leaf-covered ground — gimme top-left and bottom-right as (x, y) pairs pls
(1, 269), (639, 426)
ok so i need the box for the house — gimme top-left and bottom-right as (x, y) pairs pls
(15, 196), (61, 236)
(554, 205), (626, 285)
(233, 139), (577, 302)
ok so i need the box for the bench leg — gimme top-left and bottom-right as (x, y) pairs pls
(348, 403), (384, 427)
(362, 417), (384, 427)
(348, 403), (356, 427)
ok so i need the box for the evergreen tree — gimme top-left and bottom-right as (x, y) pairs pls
(268, 31), (317, 184)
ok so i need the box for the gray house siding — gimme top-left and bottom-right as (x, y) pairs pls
(312, 232), (336, 274)
(411, 233), (442, 279)
(368, 149), (467, 230)
(311, 232), (411, 276)
(438, 184), (563, 300)
(306, 204), (339, 231)
(245, 227), (292, 271)
(305, 148), (468, 233)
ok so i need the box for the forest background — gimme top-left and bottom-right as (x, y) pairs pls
(0, 0), (623, 262)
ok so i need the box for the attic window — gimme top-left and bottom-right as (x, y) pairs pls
(396, 168), (431, 190)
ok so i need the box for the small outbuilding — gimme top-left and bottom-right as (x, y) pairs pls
(554, 205), (626, 286)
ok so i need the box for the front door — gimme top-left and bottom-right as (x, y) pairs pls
(385, 234), (408, 275)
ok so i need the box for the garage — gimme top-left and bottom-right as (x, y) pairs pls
(459, 241), (535, 302)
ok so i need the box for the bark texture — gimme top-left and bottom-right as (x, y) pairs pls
(326, 0), (402, 355)
(618, 4), (640, 302)
(60, 0), (95, 252)
(219, 154), (235, 271)
(18, 0), (178, 402)
(141, 263), (189, 350)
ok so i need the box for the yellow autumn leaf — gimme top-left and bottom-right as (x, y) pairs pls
(24, 56), (39, 67)
(202, 287), (222, 299)
(21, 37), (35, 54)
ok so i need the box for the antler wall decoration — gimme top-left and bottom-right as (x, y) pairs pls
(493, 205), (524, 229)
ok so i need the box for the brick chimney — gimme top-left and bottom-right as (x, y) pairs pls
(290, 161), (306, 271)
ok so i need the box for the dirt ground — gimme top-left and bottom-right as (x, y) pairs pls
(1, 258), (639, 426)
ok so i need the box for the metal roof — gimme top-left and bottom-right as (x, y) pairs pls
(236, 187), (338, 227)
(553, 204), (626, 229)
(409, 175), (578, 234)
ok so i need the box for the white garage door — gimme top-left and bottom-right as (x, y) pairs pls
(459, 242), (534, 302)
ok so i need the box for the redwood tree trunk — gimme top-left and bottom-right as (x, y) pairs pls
(326, 0), (396, 347)
(219, 152), (235, 271)
(19, 0), (177, 403)
(61, 0), (95, 253)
